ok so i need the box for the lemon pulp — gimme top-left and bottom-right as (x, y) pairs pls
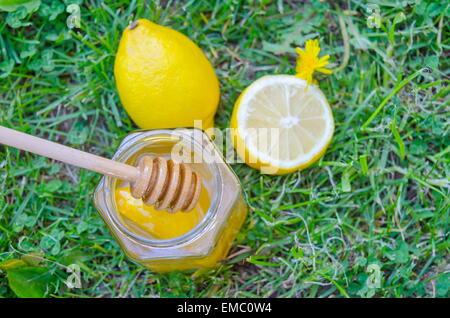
(231, 75), (334, 174)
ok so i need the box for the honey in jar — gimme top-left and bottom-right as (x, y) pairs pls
(94, 128), (247, 272)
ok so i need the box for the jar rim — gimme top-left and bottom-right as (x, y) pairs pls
(103, 128), (223, 247)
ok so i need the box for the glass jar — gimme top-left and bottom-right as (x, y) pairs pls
(93, 128), (247, 272)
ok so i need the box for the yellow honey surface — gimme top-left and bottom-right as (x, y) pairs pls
(114, 185), (247, 272)
(115, 186), (207, 240)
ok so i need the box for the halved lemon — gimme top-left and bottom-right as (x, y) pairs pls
(230, 75), (334, 175)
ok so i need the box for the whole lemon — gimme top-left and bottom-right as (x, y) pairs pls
(114, 19), (220, 130)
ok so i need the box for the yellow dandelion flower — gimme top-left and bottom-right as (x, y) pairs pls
(295, 39), (332, 85)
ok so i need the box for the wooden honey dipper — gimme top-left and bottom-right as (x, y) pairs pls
(0, 125), (201, 213)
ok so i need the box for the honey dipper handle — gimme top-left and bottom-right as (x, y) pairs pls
(0, 125), (139, 182)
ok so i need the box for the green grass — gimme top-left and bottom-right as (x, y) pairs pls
(0, 0), (449, 298)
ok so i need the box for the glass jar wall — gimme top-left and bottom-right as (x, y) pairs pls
(94, 128), (247, 272)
